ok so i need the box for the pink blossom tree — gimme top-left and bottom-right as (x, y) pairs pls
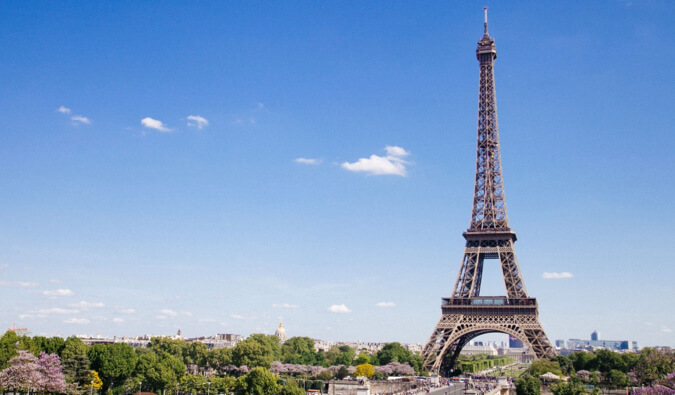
(0, 350), (41, 392)
(37, 352), (66, 393)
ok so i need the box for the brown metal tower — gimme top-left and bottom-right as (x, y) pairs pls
(420, 8), (556, 375)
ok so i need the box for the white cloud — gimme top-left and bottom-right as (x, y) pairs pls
(294, 158), (321, 165)
(341, 145), (410, 176)
(376, 302), (396, 308)
(38, 308), (79, 315)
(112, 318), (125, 323)
(272, 303), (300, 309)
(542, 272), (574, 279)
(0, 280), (11, 287)
(64, 318), (90, 324)
(58, 106), (71, 114)
(187, 115), (209, 129)
(230, 314), (256, 320)
(662, 326), (672, 333)
(159, 309), (178, 317)
(49, 279), (61, 284)
(17, 282), (39, 287)
(71, 115), (91, 125)
(158, 309), (191, 317)
(328, 304), (352, 314)
(141, 117), (171, 132)
(116, 308), (135, 314)
(69, 301), (104, 309)
(43, 289), (74, 296)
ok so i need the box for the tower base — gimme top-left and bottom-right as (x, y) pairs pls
(421, 297), (556, 375)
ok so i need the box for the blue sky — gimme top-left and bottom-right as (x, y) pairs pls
(1, 1), (673, 348)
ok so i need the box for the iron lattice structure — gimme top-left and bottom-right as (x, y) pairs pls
(421, 9), (556, 376)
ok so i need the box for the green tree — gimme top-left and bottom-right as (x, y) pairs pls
(515, 375), (541, 395)
(281, 337), (317, 365)
(148, 337), (186, 361)
(376, 343), (411, 365)
(206, 347), (232, 370)
(247, 334), (282, 361)
(232, 339), (274, 369)
(134, 351), (186, 393)
(32, 336), (66, 356)
(527, 359), (563, 377)
(607, 369), (629, 387)
(569, 352), (598, 372)
(61, 337), (88, 360)
(354, 353), (370, 365)
(336, 366), (349, 380)
(550, 378), (587, 395)
(353, 363), (375, 379)
(279, 379), (304, 395)
(87, 343), (137, 390)
(552, 355), (575, 376)
(62, 354), (92, 389)
(0, 331), (20, 368)
(184, 342), (209, 368)
(235, 367), (280, 395)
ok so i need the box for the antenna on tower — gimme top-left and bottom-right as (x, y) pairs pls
(484, 7), (489, 35)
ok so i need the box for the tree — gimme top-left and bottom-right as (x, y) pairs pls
(279, 378), (305, 395)
(63, 354), (92, 389)
(527, 359), (563, 377)
(515, 375), (541, 395)
(281, 337), (317, 365)
(376, 343), (411, 366)
(607, 369), (629, 387)
(552, 355), (575, 376)
(235, 367), (280, 395)
(36, 352), (67, 393)
(248, 334), (282, 361)
(232, 339), (274, 369)
(87, 343), (137, 390)
(84, 371), (103, 390)
(206, 347), (232, 371)
(0, 350), (41, 392)
(134, 350), (186, 393)
(353, 363), (375, 379)
(61, 337), (88, 360)
(550, 378), (587, 395)
(0, 330), (20, 368)
(336, 366), (349, 380)
(354, 353), (370, 365)
(184, 342), (209, 368)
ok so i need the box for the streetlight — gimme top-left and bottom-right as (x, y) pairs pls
(139, 382), (142, 395)
(207, 382), (211, 395)
(90, 380), (94, 395)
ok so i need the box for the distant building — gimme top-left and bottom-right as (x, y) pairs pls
(555, 340), (565, 348)
(460, 345), (498, 356)
(591, 330), (599, 341)
(275, 322), (287, 343)
(509, 335), (524, 349)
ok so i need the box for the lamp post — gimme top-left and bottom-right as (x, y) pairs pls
(207, 382), (211, 395)
(90, 380), (94, 395)
(139, 381), (142, 395)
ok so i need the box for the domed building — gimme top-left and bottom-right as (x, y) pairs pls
(275, 321), (287, 343)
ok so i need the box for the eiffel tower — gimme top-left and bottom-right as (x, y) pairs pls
(421, 8), (556, 375)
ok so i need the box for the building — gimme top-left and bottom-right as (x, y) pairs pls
(591, 330), (599, 341)
(275, 322), (287, 343)
(509, 335), (524, 349)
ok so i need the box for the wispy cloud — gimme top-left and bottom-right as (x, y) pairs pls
(272, 303), (300, 309)
(141, 117), (171, 132)
(64, 318), (90, 324)
(69, 301), (104, 309)
(116, 308), (136, 314)
(230, 314), (256, 320)
(542, 272), (574, 279)
(49, 279), (61, 284)
(294, 158), (321, 165)
(58, 106), (71, 114)
(38, 308), (79, 315)
(328, 304), (352, 314)
(158, 309), (191, 317)
(662, 326), (672, 333)
(187, 115), (209, 129)
(341, 146), (410, 176)
(71, 115), (91, 125)
(17, 282), (39, 288)
(112, 318), (125, 323)
(375, 302), (396, 308)
(43, 289), (75, 297)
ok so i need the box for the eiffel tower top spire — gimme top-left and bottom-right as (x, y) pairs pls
(469, 7), (509, 233)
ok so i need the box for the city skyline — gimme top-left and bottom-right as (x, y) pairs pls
(1, 1), (673, 347)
